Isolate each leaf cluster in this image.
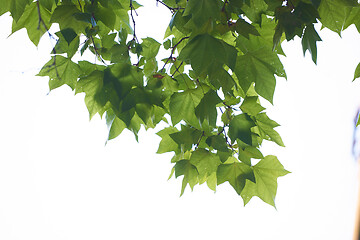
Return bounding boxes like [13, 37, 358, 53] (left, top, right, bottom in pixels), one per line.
[2, 0, 360, 206]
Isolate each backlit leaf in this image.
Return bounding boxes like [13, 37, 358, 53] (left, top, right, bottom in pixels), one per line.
[240, 155, 290, 207]
[37, 56, 81, 91]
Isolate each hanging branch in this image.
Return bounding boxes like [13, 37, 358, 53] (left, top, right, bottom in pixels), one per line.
[161, 36, 189, 71]
[129, 0, 139, 43]
[36, 1, 60, 80]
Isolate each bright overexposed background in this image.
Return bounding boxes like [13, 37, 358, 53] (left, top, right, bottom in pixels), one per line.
[1, 1, 360, 239]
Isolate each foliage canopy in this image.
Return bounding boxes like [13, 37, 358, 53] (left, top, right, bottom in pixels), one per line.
[2, 0, 360, 207]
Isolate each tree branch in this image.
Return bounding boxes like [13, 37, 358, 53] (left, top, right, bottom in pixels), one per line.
[155, 0, 184, 13]
[161, 36, 189, 71]
[36, 1, 60, 80]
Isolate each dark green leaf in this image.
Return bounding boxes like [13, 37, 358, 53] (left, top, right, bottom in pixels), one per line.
[301, 24, 322, 64]
[183, 0, 221, 27]
[228, 114, 256, 145]
[179, 34, 237, 74]
[195, 90, 222, 127]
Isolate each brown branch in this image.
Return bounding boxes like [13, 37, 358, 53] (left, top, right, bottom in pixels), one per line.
[129, 0, 139, 43]
[36, 1, 60, 80]
[161, 36, 189, 71]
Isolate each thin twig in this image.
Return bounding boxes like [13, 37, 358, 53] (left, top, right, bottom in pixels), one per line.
[155, 0, 184, 13]
[161, 36, 189, 71]
[36, 1, 60, 80]
[129, 0, 139, 43]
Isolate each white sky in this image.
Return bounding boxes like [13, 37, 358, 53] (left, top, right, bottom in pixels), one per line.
[1, 1, 360, 239]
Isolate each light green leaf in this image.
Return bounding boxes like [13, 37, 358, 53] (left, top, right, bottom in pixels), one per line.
[318, 0, 355, 34]
[255, 113, 284, 146]
[141, 37, 161, 59]
[344, 6, 360, 32]
[354, 62, 360, 81]
[156, 127, 180, 154]
[76, 70, 105, 119]
[240, 155, 290, 207]
[169, 88, 203, 126]
[11, 2, 51, 46]
[217, 162, 255, 195]
[228, 114, 256, 145]
[174, 160, 199, 196]
[189, 149, 221, 190]
[37, 56, 81, 91]
[240, 96, 265, 116]
[105, 109, 126, 141]
[234, 47, 285, 103]
[51, 5, 90, 34]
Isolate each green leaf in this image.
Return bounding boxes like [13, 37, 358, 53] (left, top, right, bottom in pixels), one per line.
[37, 56, 81, 91]
[54, 29, 79, 58]
[141, 37, 161, 59]
[11, 2, 51, 46]
[255, 113, 285, 146]
[93, 3, 116, 30]
[174, 160, 199, 196]
[105, 109, 126, 141]
[234, 47, 285, 103]
[76, 70, 105, 119]
[156, 127, 180, 154]
[240, 155, 290, 207]
[169, 125, 202, 151]
[39, 0, 56, 11]
[206, 134, 229, 152]
[9, 0, 32, 22]
[344, 6, 360, 32]
[183, 0, 221, 27]
[195, 90, 222, 127]
[179, 34, 237, 74]
[51, 5, 90, 34]
[354, 62, 360, 81]
[235, 18, 260, 39]
[189, 149, 221, 190]
[301, 24, 322, 64]
[240, 96, 265, 116]
[240, 0, 268, 24]
[318, 0, 355, 34]
[217, 162, 255, 195]
[169, 88, 203, 126]
[228, 114, 256, 145]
